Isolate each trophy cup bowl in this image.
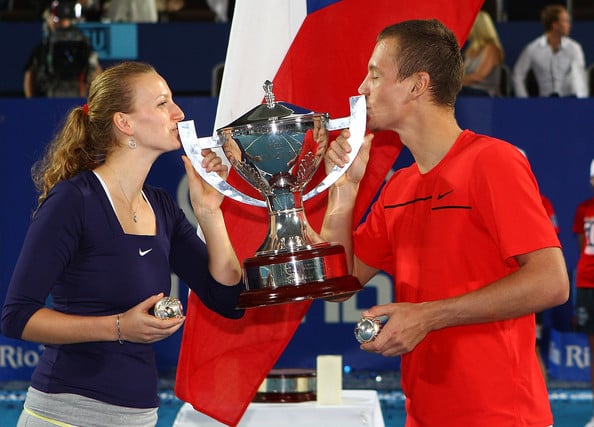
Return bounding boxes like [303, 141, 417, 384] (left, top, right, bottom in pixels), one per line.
[179, 81, 367, 308]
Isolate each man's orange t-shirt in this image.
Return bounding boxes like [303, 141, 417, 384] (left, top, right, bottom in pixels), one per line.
[354, 130, 560, 426]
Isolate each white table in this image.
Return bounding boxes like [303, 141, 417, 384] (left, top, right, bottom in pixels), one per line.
[173, 389, 385, 427]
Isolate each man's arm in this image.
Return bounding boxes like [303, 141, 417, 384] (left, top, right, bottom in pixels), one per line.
[362, 246, 569, 356]
[512, 47, 532, 98]
[424, 247, 569, 328]
[319, 130, 377, 284]
[572, 43, 588, 98]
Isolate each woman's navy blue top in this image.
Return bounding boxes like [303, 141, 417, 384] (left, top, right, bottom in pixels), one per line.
[1, 170, 244, 408]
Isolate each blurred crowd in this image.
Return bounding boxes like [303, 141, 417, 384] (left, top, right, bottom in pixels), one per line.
[462, 4, 590, 98]
[0, 0, 235, 23]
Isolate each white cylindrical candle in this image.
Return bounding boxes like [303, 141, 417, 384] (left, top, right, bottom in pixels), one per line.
[316, 354, 342, 405]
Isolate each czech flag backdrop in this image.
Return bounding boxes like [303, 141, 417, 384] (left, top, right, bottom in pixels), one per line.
[175, 0, 483, 425]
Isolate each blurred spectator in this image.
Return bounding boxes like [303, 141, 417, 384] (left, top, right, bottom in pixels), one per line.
[512, 4, 587, 98]
[573, 158, 594, 427]
[23, 1, 102, 98]
[460, 10, 505, 97]
[161, 0, 185, 13]
[78, 0, 103, 21]
[206, 0, 229, 22]
[107, 0, 158, 22]
[0, 0, 46, 20]
[158, 0, 221, 22]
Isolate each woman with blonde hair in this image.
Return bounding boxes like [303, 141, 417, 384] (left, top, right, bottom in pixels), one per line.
[460, 10, 505, 96]
[2, 61, 244, 426]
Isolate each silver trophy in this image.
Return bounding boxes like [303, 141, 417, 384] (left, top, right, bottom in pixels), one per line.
[179, 81, 367, 308]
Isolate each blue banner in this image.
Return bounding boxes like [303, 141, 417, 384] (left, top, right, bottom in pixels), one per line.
[2, 97, 594, 381]
[78, 23, 138, 60]
[548, 329, 590, 382]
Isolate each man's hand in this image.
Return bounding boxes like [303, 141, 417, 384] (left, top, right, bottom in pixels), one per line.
[325, 129, 374, 187]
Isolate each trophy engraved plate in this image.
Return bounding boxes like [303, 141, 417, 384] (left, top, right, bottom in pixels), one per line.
[180, 81, 366, 308]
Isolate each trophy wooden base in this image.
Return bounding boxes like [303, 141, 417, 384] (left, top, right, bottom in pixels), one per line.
[237, 275, 361, 308]
[253, 368, 316, 403]
[253, 390, 317, 404]
[237, 244, 362, 309]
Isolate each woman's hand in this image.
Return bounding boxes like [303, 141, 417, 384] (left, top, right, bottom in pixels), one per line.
[182, 151, 242, 285]
[117, 293, 185, 344]
[182, 150, 227, 214]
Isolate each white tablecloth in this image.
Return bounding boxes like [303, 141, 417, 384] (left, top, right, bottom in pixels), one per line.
[173, 389, 385, 427]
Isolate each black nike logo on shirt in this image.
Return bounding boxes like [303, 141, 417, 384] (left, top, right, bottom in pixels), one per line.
[437, 190, 453, 200]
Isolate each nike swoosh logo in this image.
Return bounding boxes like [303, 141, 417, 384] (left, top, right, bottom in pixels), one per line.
[139, 248, 153, 257]
[437, 190, 453, 200]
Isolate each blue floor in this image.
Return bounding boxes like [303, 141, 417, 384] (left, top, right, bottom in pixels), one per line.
[1, 383, 593, 426]
[378, 390, 594, 427]
[1, 388, 592, 426]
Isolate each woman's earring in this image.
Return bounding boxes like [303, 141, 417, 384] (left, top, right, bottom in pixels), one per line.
[128, 138, 137, 149]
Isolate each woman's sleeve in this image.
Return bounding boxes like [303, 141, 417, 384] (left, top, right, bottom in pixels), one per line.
[160, 189, 244, 319]
[1, 182, 84, 338]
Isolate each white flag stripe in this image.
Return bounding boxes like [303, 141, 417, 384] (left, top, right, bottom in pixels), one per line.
[213, 0, 307, 131]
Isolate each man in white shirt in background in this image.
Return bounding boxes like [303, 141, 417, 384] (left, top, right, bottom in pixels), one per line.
[512, 4, 587, 98]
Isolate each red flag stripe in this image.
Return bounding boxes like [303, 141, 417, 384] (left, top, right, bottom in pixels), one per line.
[175, 1, 483, 425]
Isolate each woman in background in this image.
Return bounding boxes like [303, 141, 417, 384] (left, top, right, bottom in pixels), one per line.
[460, 10, 505, 96]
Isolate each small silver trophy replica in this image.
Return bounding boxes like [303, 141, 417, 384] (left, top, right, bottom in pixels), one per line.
[179, 81, 367, 308]
[154, 296, 184, 319]
[354, 317, 382, 344]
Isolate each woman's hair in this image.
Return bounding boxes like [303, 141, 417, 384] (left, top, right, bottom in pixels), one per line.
[378, 19, 463, 108]
[466, 11, 504, 63]
[31, 61, 156, 209]
[541, 4, 566, 32]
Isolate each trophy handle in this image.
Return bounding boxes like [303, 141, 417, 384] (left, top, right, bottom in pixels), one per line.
[178, 94, 367, 208]
[178, 120, 267, 207]
[302, 95, 366, 202]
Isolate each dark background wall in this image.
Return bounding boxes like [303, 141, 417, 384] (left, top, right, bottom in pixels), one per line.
[0, 22, 231, 96]
[1, 20, 593, 97]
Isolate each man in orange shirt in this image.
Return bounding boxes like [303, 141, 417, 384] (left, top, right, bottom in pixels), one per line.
[321, 19, 569, 426]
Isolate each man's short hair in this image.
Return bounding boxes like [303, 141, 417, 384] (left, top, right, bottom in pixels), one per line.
[541, 5, 566, 32]
[378, 19, 463, 108]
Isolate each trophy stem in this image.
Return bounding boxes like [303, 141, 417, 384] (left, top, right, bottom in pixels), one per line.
[257, 191, 312, 255]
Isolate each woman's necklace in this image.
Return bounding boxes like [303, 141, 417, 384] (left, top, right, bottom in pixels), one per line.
[106, 164, 142, 223]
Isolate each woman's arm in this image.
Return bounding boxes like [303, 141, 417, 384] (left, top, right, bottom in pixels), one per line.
[20, 294, 184, 345]
[182, 153, 241, 286]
